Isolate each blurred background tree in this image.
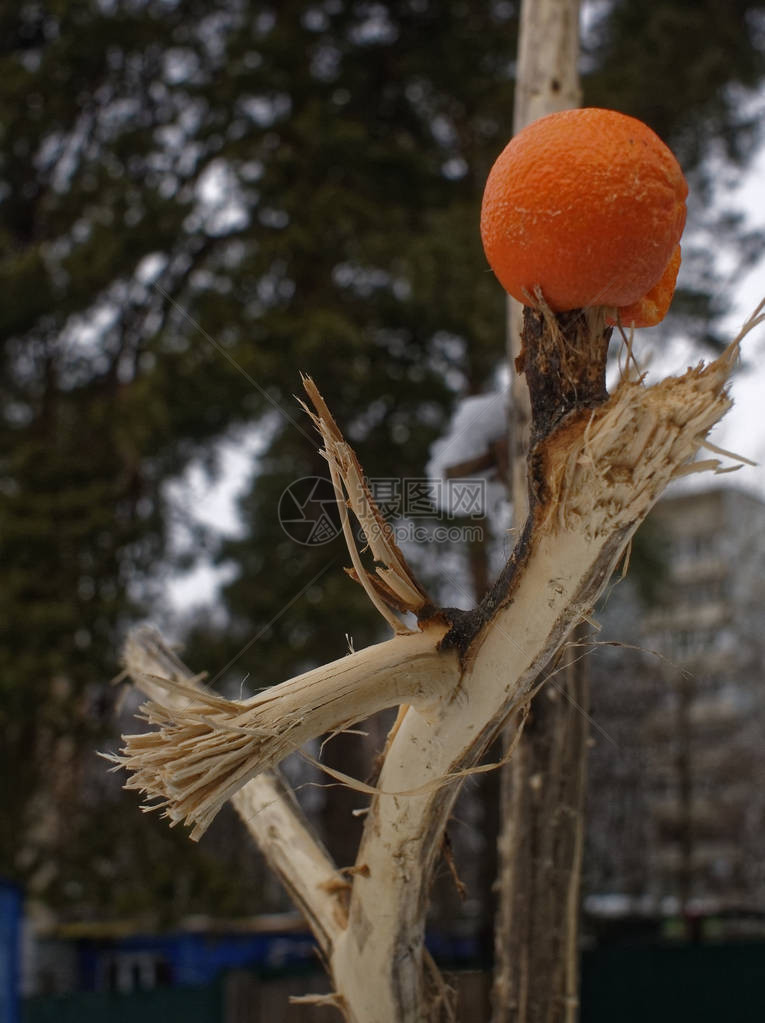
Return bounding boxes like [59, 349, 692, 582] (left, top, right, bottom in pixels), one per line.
[2, 0, 764, 926]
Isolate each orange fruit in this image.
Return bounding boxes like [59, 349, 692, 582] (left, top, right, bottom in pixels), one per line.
[480, 108, 688, 324]
[610, 243, 682, 329]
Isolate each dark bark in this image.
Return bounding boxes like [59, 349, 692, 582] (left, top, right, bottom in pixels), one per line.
[493, 628, 590, 1023]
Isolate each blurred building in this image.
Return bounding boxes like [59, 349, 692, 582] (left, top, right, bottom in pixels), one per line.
[586, 486, 765, 932]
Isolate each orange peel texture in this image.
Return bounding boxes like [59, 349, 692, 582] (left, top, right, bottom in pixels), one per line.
[480, 108, 688, 325]
[609, 244, 682, 329]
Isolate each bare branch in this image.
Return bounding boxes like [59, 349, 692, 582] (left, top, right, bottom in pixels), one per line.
[301, 375, 434, 628]
[119, 627, 350, 956]
[114, 623, 458, 838]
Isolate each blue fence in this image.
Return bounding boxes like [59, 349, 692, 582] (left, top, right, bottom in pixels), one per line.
[18, 912, 765, 1022]
[38, 925, 477, 994]
[0, 881, 21, 1023]
[74, 927, 320, 991]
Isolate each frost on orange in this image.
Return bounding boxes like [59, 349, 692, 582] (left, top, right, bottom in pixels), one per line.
[480, 107, 688, 326]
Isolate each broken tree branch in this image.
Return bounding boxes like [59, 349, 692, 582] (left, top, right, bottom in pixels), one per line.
[301, 374, 435, 629]
[111, 298, 762, 1022]
[327, 319, 750, 1022]
[115, 622, 459, 839]
[120, 627, 349, 957]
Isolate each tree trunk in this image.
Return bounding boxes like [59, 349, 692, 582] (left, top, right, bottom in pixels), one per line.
[493, 627, 589, 1023]
[494, 3, 586, 1021]
[115, 307, 751, 1022]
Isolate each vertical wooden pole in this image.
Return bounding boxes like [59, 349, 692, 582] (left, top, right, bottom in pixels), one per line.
[506, 0, 582, 526]
[493, 3, 586, 1021]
